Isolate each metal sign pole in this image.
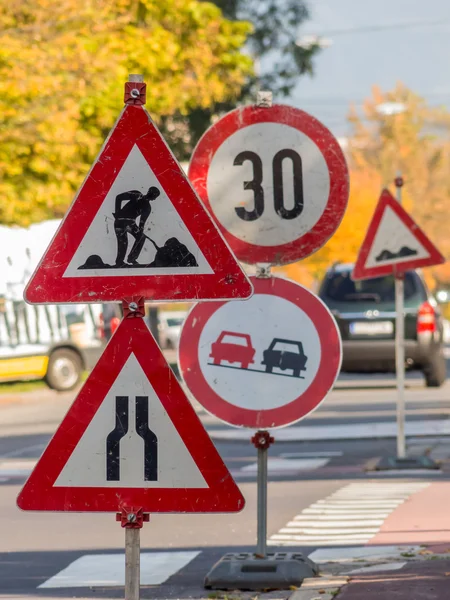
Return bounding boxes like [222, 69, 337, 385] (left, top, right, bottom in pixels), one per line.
[256, 444, 268, 556]
[394, 174, 406, 459]
[116, 507, 150, 600]
[125, 526, 140, 600]
[253, 259, 273, 558]
[252, 430, 273, 556]
[252, 91, 273, 558]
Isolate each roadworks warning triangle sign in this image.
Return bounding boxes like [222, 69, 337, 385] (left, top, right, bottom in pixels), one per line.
[352, 189, 445, 281]
[25, 104, 252, 303]
[17, 317, 245, 513]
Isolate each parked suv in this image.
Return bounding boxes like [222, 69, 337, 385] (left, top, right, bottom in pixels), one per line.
[318, 263, 446, 387]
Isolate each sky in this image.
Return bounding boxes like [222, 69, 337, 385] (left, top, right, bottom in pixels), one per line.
[288, 0, 450, 136]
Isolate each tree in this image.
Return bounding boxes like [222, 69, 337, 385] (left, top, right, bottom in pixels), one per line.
[163, 0, 321, 158]
[0, 0, 253, 225]
[294, 84, 450, 286]
[209, 0, 318, 93]
[346, 84, 450, 286]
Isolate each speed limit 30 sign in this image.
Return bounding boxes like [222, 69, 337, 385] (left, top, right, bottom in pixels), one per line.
[189, 105, 349, 265]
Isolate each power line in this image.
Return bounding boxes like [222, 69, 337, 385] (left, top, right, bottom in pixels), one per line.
[315, 17, 450, 37]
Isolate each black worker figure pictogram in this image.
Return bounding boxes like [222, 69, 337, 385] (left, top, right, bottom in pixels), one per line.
[78, 184, 199, 270]
[106, 395, 158, 482]
[113, 186, 160, 267]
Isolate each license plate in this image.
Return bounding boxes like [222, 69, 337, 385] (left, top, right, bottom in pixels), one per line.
[349, 321, 394, 336]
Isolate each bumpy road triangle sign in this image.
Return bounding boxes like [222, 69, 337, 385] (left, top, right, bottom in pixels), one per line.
[17, 316, 245, 513]
[352, 189, 445, 281]
[25, 103, 252, 303]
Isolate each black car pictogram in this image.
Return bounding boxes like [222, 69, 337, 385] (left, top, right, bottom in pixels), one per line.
[261, 338, 307, 378]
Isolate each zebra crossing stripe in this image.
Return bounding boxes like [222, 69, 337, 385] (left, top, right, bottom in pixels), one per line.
[285, 519, 385, 527]
[268, 482, 428, 547]
[38, 551, 200, 588]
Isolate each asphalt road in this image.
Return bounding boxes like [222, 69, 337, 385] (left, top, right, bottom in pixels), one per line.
[1, 368, 450, 598]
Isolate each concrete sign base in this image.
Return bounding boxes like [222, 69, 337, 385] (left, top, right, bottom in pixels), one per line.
[204, 552, 319, 590]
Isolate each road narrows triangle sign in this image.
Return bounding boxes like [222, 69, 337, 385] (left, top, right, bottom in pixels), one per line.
[352, 189, 445, 281]
[24, 105, 253, 303]
[17, 317, 245, 513]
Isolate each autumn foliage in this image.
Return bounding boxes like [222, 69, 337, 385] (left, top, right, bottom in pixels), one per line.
[282, 83, 450, 288]
[0, 0, 252, 226]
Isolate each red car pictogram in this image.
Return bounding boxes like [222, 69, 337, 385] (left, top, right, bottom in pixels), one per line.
[210, 331, 256, 370]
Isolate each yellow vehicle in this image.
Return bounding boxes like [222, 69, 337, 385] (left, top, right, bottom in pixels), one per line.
[0, 299, 104, 391]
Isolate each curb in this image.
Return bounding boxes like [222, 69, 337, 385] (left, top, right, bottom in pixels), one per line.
[290, 576, 349, 600]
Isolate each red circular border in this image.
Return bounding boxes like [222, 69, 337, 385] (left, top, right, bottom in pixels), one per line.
[188, 105, 349, 265]
[178, 276, 342, 429]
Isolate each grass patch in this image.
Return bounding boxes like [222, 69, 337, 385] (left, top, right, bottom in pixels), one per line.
[0, 379, 47, 394]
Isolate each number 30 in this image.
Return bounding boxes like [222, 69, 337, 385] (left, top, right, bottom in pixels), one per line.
[234, 149, 304, 221]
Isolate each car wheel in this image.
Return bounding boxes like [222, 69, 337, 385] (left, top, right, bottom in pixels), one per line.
[265, 365, 273, 373]
[292, 369, 301, 378]
[46, 348, 83, 392]
[423, 350, 447, 388]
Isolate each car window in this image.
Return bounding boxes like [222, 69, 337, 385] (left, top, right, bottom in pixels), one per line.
[167, 318, 184, 327]
[221, 334, 248, 346]
[320, 270, 423, 303]
[273, 341, 300, 353]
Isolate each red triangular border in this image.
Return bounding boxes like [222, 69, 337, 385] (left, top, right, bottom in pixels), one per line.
[352, 189, 445, 281]
[25, 105, 252, 303]
[17, 317, 245, 513]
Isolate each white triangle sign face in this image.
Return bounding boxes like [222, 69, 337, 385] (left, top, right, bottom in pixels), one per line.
[17, 317, 245, 513]
[24, 105, 253, 303]
[364, 205, 431, 268]
[64, 146, 212, 278]
[353, 189, 445, 280]
[55, 353, 207, 489]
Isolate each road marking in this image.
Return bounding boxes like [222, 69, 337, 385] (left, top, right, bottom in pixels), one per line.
[286, 519, 385, 527]
[280, 451, 343, 458]
[309, 545, 422, 563]
[2, 443, 46, 458]
[315, 499, 404, 504]
[38, 551, 200, 588]
[0, 459, 36, 479]
[271, 533, 378, 544]
[347, 562, 407, 574]
[302, 502, 401, 517]
[279, 527, 381, 535]
[210, 420, 450, 442]
[370, 469, 443, 476]
[239, 457, 329, 474]
[268, 482, 428, 547]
